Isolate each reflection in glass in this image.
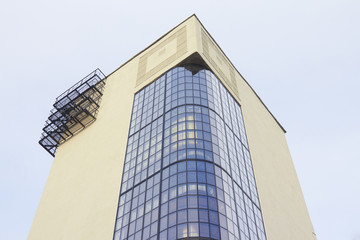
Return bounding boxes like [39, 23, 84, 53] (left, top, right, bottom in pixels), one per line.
[113, 66, 266, 240]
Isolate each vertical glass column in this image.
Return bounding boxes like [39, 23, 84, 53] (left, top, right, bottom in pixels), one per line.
[113, 66, 266, 240]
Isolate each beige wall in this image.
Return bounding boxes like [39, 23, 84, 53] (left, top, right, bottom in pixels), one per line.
[236, 74, 316, 240]
[28, 16, 198, 240]
[195, 18, 316, 239]
[28, 55, 137, 240]
[29, 15, 315, 240]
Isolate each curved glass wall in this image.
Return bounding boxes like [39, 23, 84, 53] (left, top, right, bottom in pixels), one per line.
[113, 66, 266, 240]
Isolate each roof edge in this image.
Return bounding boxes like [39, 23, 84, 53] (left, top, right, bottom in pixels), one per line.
[192, 15, 286, 133]
[107, 14, 197, 79]
[107, 14, 286, 133]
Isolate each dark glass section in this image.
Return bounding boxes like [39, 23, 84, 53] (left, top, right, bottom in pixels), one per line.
[114, 66, 266, 240]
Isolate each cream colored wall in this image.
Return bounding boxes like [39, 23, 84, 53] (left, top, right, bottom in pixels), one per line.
[134, 17, 198, 92]
[28, 16, 199, 240]
[29, 15, 315, 240]
[28, 58, 138, 240]
[196, 19, 316, 239]
[236, 77, 316, 240]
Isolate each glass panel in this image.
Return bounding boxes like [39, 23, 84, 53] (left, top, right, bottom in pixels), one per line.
[114, 66, 266, 240]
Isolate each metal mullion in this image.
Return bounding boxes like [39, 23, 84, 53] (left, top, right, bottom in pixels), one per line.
[155, 72, 168, 240]
[113, 87, 144, 240]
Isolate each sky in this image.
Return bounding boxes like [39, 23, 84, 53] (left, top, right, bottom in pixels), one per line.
[0, 0, 359, 239]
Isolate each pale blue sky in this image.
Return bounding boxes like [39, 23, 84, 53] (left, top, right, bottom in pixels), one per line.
[1, 0, 359, 239]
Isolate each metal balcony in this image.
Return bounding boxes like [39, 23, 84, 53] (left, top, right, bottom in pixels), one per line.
[39, 69, 106, 157]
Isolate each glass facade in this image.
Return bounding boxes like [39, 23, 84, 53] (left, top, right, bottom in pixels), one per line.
[113, 66, 266, 240]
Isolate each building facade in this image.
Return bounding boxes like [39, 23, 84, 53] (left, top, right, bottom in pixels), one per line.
[29, 15, 316, 240]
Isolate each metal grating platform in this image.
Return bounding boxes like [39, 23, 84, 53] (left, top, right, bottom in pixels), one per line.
[39, 69, 106, 157]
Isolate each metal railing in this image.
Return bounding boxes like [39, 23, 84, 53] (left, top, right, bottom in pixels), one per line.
[39, 69, 106, 157]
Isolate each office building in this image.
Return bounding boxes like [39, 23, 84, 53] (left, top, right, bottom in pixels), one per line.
[29, 15, 316, 240]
